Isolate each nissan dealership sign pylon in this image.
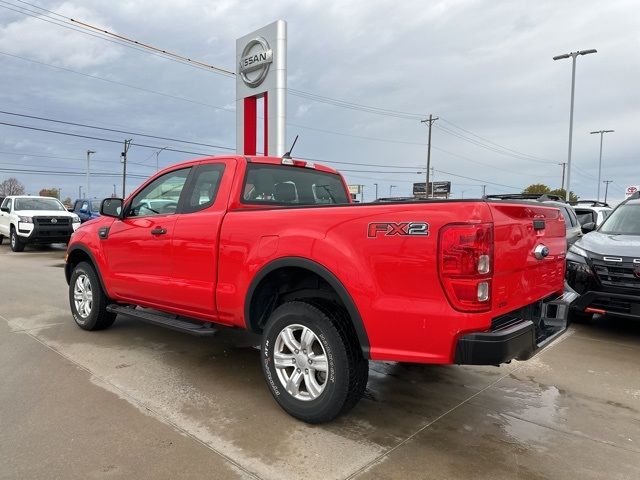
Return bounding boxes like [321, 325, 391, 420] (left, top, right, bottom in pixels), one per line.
[236, 20, 287, 157]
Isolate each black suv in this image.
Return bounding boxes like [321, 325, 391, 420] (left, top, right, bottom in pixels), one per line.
[566, 193, 640, 321]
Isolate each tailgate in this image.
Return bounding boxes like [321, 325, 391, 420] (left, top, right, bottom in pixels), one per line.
[488, 202, 566, 315]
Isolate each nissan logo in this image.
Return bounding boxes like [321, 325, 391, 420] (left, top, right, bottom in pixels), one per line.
[239, 37, 273, 88]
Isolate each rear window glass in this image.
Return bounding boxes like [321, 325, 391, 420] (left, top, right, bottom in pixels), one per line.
[242, 164, 349, 205]
[575, 209, 596, 225]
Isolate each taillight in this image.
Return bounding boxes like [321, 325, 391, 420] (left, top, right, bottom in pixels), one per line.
[438, 222, 494, 312]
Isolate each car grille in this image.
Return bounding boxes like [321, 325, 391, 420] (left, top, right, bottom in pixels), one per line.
[34, 216, 71, 226]
[591, 258, 640, 291]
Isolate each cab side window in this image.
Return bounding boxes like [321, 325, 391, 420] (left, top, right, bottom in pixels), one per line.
[127, 168, 190, 217]
[73, 201, 82, 213]
[3, 198, 12, 211]
[183, 164, 225, 214]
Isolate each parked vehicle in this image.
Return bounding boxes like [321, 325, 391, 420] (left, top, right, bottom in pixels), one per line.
[71, 199, 102, 223]
[484, 194, 582, 246]
[566, 192, 640, 322]
[570, 200, 612, 227]
[0, 196, 81, 251]
[65, 155, 573, 423]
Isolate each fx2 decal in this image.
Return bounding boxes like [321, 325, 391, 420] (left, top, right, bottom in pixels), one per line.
[367, 222, 430, 238]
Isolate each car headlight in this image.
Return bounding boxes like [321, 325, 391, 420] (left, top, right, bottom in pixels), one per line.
[72, 215, 81, 223]
[569, 244, 588, 257]
[18, 216, 33, 223]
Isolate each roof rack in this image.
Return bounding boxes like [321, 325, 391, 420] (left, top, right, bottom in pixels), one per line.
[569, 199, 610, 207]
[483, 193, 565, 203]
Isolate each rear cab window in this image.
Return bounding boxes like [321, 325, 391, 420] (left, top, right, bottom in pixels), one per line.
[242, 164, 349, 206]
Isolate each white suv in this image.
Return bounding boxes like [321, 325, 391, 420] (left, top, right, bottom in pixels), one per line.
[570, 200, 612, 227]
[0, 196, 81, 252]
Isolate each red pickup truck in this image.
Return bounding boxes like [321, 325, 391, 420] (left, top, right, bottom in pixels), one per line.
[65, 155, 573, 422]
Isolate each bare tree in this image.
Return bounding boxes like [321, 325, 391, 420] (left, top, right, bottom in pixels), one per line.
[0, 177, 26, 196]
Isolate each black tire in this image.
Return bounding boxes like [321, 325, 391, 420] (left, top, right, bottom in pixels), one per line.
[569, 308, 593, 324]
[261, 300, 368, 423]
[69, 261, 116, 331]
[10, 227, 25, 252]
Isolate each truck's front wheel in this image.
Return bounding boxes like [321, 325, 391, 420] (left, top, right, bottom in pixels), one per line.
[10, 227, 25, 252]
[69, 261, 116, 331]
[261, 301, 368, 423]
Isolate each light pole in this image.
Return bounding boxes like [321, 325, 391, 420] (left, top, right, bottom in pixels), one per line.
[155, 146, 169, 172]
[590, 130, 614, 201]
[602, 180, 613, 203]
[86, 150, 96, 198]
[553, 48, 597, 201]
[373, 183, 378, 200]
[389, 185, 397, 196]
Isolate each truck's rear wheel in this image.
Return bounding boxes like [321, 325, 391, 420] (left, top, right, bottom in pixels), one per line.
[10, 227, 25, 252]
[261, 301, 368, 423]
[69, 261, 116, 331]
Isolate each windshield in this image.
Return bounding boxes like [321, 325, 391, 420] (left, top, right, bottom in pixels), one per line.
[599, 204, 640, 235]
[243, 164, 349, 205]
[15, 198, 65, 211]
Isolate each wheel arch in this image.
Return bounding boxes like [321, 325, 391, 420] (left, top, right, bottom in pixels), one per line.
[244, 257, 370, 358]
[65, 244, 109, 295]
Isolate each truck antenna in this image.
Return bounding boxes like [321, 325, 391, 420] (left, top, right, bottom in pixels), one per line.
[282, 135, 299, 159]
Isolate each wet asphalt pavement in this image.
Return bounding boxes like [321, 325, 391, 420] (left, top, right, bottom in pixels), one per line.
[1, 243, 639, 479]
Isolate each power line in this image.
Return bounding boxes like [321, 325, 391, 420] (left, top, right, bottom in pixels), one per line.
[0, 1, 233, 75]
[0, 110, 235, 152]
[2, 50, 559, 174]
[0, 121, 215, 156]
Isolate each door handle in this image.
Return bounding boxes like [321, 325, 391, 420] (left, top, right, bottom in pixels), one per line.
[151, 227, 167, 235]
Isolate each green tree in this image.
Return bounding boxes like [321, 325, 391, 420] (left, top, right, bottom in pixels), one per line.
[523, 184, 551, 195]
[549, 188, 578, 202]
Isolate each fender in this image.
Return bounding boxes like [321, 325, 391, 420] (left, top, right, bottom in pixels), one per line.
[244, 256, 371, 358]
[65, 244, 110, 297]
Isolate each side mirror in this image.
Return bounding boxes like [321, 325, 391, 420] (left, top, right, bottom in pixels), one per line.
[581, 222, 596, 234]
[0, 206, 9, 213]
[101, 198, 123, 218]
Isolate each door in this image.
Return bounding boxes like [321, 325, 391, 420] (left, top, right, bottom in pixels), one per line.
[103, 168, 191, 305]
[169, 162, 227, 317]
[0, 198, 12, 236]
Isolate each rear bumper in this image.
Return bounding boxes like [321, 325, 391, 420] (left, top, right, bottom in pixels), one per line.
[572, 291, 640, 320]
[454, 291, 577, 365]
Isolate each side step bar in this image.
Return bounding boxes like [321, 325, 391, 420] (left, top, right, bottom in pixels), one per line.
[106, 305, 218, 336]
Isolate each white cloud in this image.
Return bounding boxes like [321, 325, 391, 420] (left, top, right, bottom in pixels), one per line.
[0, 2, 122, 69]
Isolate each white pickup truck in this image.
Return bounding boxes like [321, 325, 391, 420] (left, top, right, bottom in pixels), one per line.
[0, 196, 80, 252]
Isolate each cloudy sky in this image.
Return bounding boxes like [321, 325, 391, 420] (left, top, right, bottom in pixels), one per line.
[0, 0, 638, 203]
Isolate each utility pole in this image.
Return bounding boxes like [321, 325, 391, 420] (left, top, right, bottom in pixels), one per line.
[553, 49, 597, 201]
[590, 130, 614, 201]
[86, 150, 96, 199]
[373, 183, 378, 200]
[481, 185, 487, 197]
[559, 162, 567, 190]
[602, 180, 613, 203]
[421, 114, 438, 198]
[155, 146, 169, 172]
[121, 139, 132, 198]
[112, 184, 116, 197]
